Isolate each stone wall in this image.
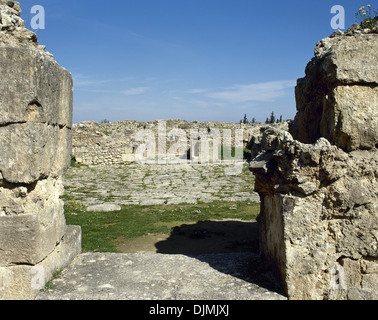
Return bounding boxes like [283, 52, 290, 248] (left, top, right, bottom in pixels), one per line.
[251, 24, 378, 300]
[0, 1, 81, 300]
[72, 120, 289, 165]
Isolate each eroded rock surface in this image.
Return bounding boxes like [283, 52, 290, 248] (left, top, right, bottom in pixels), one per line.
[290, 23, 378, 152]
[251, 128, 378, 300]
[251, 23, 378, 300]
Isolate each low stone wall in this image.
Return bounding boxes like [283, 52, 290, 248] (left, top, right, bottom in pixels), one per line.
[0, 1, 81, 300]
[251, 23, 378, 300]
[72, 120, 288, 165]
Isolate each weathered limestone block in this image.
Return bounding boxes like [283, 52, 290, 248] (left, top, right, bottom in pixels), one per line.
[0, 212, 66, 266]
[122, 153, 135, 162]
[0, 47, 73, 127]
[0, 225, 81, 300]
[321, 86, 378, 152]
[51, 127, 73, 178]
[0, 265, 34, 300]
[0, 178, 67, 265]
[0, 124, 72, 184]
[251, 128, 378, 300]
[290, 25, 378, 151]
[315, 33, 378, 84]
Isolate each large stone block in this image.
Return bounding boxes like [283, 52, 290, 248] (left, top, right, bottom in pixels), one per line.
[0, 265, 34, 300]
[290, 27, 378, 151]
[316, 34, 378, 84]
[0, 211, 66, 266]
[0, 225, 81, 300]
[0, 123, 56, 184]
[0, 177, 68, 266]
[0, 123, 71, 184]
[0, 47, 73, 127]
[321, 86, 378, 151]
[0, 177, 64, 215]
[256, 194, 286, 285]
[50, 126, 73, 178]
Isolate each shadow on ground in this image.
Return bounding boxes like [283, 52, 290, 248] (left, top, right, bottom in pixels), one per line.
[155, 220, 285, 296]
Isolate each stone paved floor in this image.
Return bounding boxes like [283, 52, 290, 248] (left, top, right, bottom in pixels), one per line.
[36, 252, 286, 300]
[37, 161, 287, 300]
[64, 162, 259, 208]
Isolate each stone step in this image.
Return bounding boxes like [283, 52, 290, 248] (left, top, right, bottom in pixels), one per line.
[0, 225, 81, 300]
[36, 252, 286, 300]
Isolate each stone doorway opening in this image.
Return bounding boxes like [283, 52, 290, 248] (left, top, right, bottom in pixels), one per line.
[60, 158, 285, 297]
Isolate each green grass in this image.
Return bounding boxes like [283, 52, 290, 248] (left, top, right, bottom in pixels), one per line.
[43, 268, 64, 291]
[70, 156, 86, 168]
[64, 200, 260, 253]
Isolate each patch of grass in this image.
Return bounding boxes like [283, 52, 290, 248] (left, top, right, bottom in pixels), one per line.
[70, 156, 85, 168]
[239, 162, 255, 185]
[43, 268, 64, 291]
[64, 200, 260, 253]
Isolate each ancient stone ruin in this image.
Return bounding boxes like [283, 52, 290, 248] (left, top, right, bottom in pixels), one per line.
[250, 24, 378, 299]
[72, 120, 288, 166]
[0, 1, 81, 299]
[1, 0, 377, 301]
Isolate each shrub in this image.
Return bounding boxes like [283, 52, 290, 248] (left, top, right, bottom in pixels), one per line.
[355, 5, 378, 29]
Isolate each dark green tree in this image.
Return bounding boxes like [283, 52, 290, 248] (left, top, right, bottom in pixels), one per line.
[269, 111, 275, 124]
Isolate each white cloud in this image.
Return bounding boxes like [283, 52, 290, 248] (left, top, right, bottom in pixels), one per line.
[184, 88, 209, 94]
[72, 74, 98, 86]
[206, 80, 295, 103]
[122, 87, 150, 95]
[186, 99, 227, 108]
[72, 74, 135, 86]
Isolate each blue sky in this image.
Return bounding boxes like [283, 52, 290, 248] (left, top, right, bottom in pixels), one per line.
[19, 0, 371, 124]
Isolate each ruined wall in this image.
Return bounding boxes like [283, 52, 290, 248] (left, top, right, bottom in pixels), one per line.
[0, 1, 81, 300]
[72, 120, 289, 165]
[290, 24, 378, 151]
[251, 24, 378, 300]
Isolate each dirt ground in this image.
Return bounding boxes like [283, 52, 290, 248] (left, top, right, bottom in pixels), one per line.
[117, 219, 259, 255]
